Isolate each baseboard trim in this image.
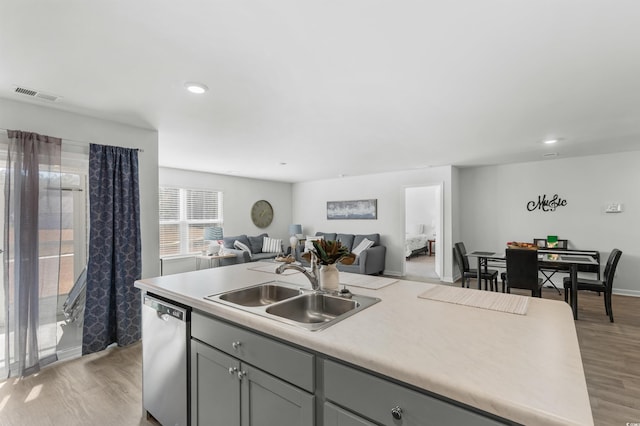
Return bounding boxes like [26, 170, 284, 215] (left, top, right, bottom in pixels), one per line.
[613, 288, 640, 298]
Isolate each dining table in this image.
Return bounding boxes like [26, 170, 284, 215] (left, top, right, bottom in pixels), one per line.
[467, 249, 599, 320]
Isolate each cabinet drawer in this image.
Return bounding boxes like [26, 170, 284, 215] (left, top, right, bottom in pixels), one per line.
[324, 360, 508, 426]
[192, 312, 314, 392]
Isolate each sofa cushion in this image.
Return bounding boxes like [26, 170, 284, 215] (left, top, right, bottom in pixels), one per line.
[315, 232, 337, 241]
[223, 234, 250, 249]
[354, 233, 380, 248]
[248, 233, 268, 254]
[336, 233, 355, 251]
[252, 252, 279, 261]
[262, 237, 282, 253]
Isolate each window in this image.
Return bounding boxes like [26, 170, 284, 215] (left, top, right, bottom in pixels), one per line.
[159, 187, 223, 256]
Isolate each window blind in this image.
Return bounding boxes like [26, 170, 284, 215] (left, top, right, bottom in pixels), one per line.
[159, 187, 223, 256]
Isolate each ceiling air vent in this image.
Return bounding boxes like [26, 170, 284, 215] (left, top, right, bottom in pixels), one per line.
[13, 85, 61, 102]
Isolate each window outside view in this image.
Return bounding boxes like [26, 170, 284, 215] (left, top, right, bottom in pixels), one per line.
[159, 187, 223, 257]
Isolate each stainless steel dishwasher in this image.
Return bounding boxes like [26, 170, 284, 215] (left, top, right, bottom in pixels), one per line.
[142, 293, 190, 426]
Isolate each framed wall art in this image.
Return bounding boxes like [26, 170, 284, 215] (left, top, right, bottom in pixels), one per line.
[327, 199, 377, 220]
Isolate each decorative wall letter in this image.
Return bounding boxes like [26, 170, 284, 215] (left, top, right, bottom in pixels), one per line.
[526, 194, 567, 212]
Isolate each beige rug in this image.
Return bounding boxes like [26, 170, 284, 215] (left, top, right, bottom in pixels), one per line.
[418, 285, 529, 315]
[339, 274, 397, 290]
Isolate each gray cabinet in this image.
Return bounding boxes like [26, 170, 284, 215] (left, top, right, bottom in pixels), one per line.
[191, 340, 241, 426]
[324, 402, 376, 426]
[190, 313, 315, 426]
[323, 360, 508, 426]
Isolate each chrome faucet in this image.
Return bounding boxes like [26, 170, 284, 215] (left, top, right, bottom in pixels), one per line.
[276, 252, 320, 291]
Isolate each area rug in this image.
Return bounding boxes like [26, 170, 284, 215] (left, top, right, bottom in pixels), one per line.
[418, 285, 529, 315]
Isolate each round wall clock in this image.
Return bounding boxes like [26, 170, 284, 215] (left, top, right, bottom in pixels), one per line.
[251, 200, 274, 228]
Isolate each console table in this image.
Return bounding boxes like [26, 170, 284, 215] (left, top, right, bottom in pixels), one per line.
[196, 253, 236, 270]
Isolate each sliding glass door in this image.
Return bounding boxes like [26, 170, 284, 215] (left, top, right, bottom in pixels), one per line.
[0, 135, 88, 377]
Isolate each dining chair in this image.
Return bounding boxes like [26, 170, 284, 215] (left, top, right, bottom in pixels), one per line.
[563, 249, 622, 322]
[503, 248, 543, 297]
[533, 237, 568, 294]
[453, 242, 498, 291]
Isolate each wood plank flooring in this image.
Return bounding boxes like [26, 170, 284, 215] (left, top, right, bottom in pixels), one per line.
[1, 288, 638, 425]
[0, 341, 157, 426]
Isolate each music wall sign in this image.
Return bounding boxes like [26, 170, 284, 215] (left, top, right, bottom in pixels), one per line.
[527, 194, 567, 212]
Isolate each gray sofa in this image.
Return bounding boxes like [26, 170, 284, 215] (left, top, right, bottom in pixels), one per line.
[221, 233, 283, 264]
[295, 232, 386, 275]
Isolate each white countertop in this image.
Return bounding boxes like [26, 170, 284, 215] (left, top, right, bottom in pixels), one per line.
[135, 263, 593, 426]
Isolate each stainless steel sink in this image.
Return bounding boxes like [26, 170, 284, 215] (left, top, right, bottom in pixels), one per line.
[219, 283, 302, 307]
[266, 293, 358, 324]
[206, 281, 380, 331]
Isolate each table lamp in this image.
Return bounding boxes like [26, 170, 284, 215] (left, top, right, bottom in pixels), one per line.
[289, 224, 303, 251]
[204, 227, 224, 254]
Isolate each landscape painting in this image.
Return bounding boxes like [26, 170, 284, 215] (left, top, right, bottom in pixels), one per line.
[327, 199, 377, 220]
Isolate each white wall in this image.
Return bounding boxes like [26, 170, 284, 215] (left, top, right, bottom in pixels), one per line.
[405, 186, 438, 236]
[159, 167, 293, 244]
[292, 166, 455, 280]
[459, 151, 640, 296]
[0, 98, 160, 278]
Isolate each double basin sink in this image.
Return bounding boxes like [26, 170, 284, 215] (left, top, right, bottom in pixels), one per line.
[206, 281, 380, 331]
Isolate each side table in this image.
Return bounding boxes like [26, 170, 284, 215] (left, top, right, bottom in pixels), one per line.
[428, 239, 436, 256]
[196, 253, 237, 270]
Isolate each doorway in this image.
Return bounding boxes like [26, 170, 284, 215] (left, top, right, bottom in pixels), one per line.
[0, 138, 88, 377]
[403, 184, 443, 281]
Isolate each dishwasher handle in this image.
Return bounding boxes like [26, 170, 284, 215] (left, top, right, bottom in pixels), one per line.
[144, 294, 187, 322]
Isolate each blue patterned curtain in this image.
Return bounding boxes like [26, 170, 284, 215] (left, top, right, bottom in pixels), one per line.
[82, 144, 141, 355]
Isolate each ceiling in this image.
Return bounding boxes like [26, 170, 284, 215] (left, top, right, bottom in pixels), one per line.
[2, 1, 640, 183]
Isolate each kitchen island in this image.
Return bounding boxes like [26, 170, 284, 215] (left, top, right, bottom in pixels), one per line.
[135, 262, 593, 426]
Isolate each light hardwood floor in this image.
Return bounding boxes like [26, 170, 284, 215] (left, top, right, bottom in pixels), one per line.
[1, 289, 638, 426]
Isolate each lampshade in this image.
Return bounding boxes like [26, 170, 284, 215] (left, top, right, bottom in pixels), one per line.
[289, 224, 302, 236]
[204, 227, 223, 241]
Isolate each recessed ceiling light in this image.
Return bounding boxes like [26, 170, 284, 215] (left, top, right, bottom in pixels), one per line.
[543, 139, 558, 145]
[184, 82, 208, 94]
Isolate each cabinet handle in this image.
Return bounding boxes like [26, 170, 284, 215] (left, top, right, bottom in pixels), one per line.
[228, 367, 238, 375]
[391, 406, 403, 420]
[237, 370, 246, 381]
[232, 341, 242, 351]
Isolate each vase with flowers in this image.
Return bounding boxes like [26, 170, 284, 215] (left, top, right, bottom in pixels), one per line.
[301, 239, 356, 293]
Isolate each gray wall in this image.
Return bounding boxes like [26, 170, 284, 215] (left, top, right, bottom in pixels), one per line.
[459, 151, 639, 296]
[0, 97, 160, 278]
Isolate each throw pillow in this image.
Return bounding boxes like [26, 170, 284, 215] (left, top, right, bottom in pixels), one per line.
[304, 235, 324, 252]
[234, 240, 252, 258]
[352, 238, 374, 257]
[262, 237, 282, 253]
[248, 233, 268, 254]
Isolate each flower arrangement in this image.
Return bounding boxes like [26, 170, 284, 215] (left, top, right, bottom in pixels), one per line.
[302, 239, 356, 265]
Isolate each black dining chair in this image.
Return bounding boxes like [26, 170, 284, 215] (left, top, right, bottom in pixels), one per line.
[563, 249, 622, 322]
[453, 242, 498, 291]
[503, 248, 543, 297]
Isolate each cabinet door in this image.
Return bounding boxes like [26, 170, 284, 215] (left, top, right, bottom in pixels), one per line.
[324, 402, 376, 426]
[241, 363, 315, 426]
[191, 340, 241, 426]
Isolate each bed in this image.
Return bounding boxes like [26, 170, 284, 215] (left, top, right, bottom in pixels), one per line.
[405, 234, 431, 259]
